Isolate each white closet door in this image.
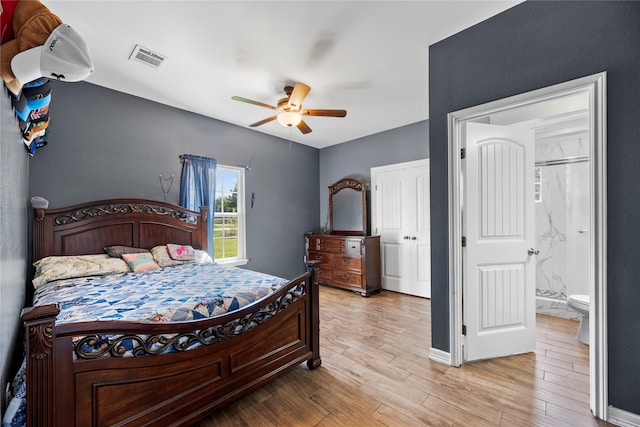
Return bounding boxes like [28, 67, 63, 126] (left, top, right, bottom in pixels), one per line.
[371, 159, 430, 298]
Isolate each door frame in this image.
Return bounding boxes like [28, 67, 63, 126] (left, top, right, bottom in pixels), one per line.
[447, 73, 607, 418]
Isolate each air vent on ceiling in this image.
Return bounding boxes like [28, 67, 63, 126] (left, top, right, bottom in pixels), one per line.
[128, 44, 168, 69]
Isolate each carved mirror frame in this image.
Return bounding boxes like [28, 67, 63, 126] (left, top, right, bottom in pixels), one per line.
[328, 177, 367, 236]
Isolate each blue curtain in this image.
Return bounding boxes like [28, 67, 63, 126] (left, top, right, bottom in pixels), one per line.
[179, 154, 216, 255]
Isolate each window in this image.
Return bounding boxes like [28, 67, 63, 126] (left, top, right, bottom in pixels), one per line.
[534, 166, 542, 202]
[214, 165, 246, 264]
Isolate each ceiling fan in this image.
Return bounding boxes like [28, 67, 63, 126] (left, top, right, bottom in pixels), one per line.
[231, 82, 347, 134]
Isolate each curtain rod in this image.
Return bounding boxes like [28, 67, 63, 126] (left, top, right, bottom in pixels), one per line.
[535, 155, 589, 167]
[178, 155, 251, 170]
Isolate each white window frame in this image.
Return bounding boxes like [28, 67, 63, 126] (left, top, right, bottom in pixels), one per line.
[214, 165, 247, 266]
[534, 166, 542, 202]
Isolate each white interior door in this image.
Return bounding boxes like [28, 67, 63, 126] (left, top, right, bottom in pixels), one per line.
[409, 165, 430, 298]
[373, 167, 405, 294]
[372, 159, 430, 298]
[463, 122, 536, 361]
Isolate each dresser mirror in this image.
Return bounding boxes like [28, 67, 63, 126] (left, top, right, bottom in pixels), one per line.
[328, 178, 367, 236]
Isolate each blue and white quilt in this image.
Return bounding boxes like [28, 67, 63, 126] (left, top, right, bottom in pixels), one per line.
[33, 262, 290, 324]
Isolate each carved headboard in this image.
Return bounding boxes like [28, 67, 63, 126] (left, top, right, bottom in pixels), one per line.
[33, 199, 208, 261]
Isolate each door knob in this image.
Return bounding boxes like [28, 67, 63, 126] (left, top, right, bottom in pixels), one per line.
[403, 236, 410, 240]
[527, 248, 540, 256]
[411, 236, 417, 240]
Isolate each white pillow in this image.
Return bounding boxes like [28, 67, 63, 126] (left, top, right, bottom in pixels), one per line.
[194, 249, 213, 263]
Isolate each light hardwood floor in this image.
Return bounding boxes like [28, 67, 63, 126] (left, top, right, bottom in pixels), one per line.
[195, 286, 612, 426]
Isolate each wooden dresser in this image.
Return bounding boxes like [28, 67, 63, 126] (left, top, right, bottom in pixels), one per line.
[305, 233, 381, 296]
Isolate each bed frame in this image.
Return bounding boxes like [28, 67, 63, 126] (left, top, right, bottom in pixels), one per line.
[22, 198, 321, 426]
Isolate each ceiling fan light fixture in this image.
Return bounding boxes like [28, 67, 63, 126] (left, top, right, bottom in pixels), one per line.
[277, 111, 302, 127]
[232, 83, 346, 135]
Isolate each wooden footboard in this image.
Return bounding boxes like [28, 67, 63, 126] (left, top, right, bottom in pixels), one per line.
[22, 261, 321, 426]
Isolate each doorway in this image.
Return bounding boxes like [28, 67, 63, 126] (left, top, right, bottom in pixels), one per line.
[488, 93, 591, 325]
[447, 73, 607, 418]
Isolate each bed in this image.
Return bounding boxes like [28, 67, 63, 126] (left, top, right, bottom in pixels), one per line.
[18, 198, 321, 426]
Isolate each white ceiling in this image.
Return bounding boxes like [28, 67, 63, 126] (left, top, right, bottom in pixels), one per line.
[42, 1, 521, 149]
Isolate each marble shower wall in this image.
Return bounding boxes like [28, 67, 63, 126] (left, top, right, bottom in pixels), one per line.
[535, 134, 588, 163]
[535, 134, 589, 318]
[536, 163, 568, 300]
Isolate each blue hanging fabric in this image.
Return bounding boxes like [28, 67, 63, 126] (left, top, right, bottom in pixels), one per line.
[179, 154, 217, 256]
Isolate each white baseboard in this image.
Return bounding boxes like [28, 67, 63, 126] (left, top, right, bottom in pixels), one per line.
[428, 347, 452, 365]
[608, 406, 640, 427]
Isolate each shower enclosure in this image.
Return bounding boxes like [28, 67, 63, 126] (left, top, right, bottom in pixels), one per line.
[535, 137, 589, 319]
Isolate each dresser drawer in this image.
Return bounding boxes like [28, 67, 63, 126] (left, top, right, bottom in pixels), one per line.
[332, 255, 362, 270]
[332, 269, 363, 286]
[308, 251, 331, 265]
[318, 237, 345, 252]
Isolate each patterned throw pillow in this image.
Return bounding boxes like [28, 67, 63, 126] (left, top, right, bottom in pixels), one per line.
[104, 246, 150, 258]
[32, 254, 131, 289]
[122, 252, 161, 272]
[166, 244, 197, 261]
[150, 245, 191, 267]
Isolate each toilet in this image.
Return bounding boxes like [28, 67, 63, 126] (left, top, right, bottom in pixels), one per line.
[568, 294, 590, 344]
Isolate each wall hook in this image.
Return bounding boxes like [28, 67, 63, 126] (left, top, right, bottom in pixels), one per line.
[159, 174, 174, 201]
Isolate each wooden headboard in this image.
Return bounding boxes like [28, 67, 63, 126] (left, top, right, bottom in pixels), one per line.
[33, 198, 208, 261]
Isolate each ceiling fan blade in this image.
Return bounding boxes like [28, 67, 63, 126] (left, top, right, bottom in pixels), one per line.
[249, 116, 277, 127]
[232, 96, 278, 111]
[297, 120, 312, 134]
[288, 83, 311, 111]
[303, 109, 347, 118]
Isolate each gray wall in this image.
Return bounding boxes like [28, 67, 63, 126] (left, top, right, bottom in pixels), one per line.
[29, 81, 320, 280]
[318, 120, 428, 230]
[0, 89, 30, 414]
[429, 1, 640, 414]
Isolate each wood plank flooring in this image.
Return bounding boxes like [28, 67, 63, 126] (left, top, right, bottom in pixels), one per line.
[194, 286, 612, 427]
